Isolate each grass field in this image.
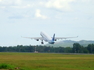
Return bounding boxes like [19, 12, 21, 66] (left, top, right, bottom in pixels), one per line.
[0, 52, 94, 70]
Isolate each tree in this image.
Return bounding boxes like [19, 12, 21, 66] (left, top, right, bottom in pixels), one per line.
[64, 47, 72, 53]
[87, 44, 94, 53]
[83, 47, 89, 53]
[73, 43, 82, 53]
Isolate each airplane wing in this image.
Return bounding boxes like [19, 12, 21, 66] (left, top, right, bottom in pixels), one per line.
[22, 37, 43, 41]
[55, 36, 78, 40]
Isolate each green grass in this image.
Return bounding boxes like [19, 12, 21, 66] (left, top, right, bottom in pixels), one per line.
[0, 52, 94, 70]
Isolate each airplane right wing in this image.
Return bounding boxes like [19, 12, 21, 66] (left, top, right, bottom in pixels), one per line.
[55, 36, 78, 40]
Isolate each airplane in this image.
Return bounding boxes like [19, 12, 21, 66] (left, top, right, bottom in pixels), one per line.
[23, 32, 78, 44]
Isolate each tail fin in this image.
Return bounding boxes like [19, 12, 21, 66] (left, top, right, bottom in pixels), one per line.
[52, 34, 55, 41]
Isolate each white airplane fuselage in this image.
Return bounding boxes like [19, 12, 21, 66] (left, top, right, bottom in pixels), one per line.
[40, 32, 55, 44]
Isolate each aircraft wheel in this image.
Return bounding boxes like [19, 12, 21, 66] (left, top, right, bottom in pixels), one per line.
[41, 42, 44, 44]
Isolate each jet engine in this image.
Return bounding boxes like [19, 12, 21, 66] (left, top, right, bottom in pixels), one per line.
[36, 39, 39, 41]
[55, 39, 57, 41]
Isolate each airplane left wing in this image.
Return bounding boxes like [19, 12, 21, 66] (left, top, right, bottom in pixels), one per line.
[22, 37, 43, 41]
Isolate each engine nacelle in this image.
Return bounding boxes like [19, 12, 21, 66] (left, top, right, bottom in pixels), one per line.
[36, 39, 39, 41]
[55, 39, 57, 41]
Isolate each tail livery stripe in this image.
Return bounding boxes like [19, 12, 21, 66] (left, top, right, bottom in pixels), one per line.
[52, 34, 55, 41]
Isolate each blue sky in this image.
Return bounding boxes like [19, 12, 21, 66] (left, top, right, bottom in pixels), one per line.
[0, 0, 94, 46]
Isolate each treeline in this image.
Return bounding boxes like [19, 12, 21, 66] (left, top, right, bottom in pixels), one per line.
[0, 43, 94, 53]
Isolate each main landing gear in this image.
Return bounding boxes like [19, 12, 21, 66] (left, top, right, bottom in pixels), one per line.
[41, 42, 44, 44]
[41, 40, 44, 44]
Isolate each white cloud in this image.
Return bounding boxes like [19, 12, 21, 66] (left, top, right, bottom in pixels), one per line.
[0, 0, 34, 9]
[82, 0, 91, 2]
[0, 0, 2, 2]
[10, 4, 33, 8]
[45, 0, 75, 11]
[15, 0, 22, 4]
[35, 9, 47, 19]
[0, 0, 22, 9]
[0, 0, 22, 5]
[0, 6, 5, 8]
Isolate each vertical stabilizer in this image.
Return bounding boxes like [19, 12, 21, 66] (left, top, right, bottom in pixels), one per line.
[52, 34, 55, 41]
